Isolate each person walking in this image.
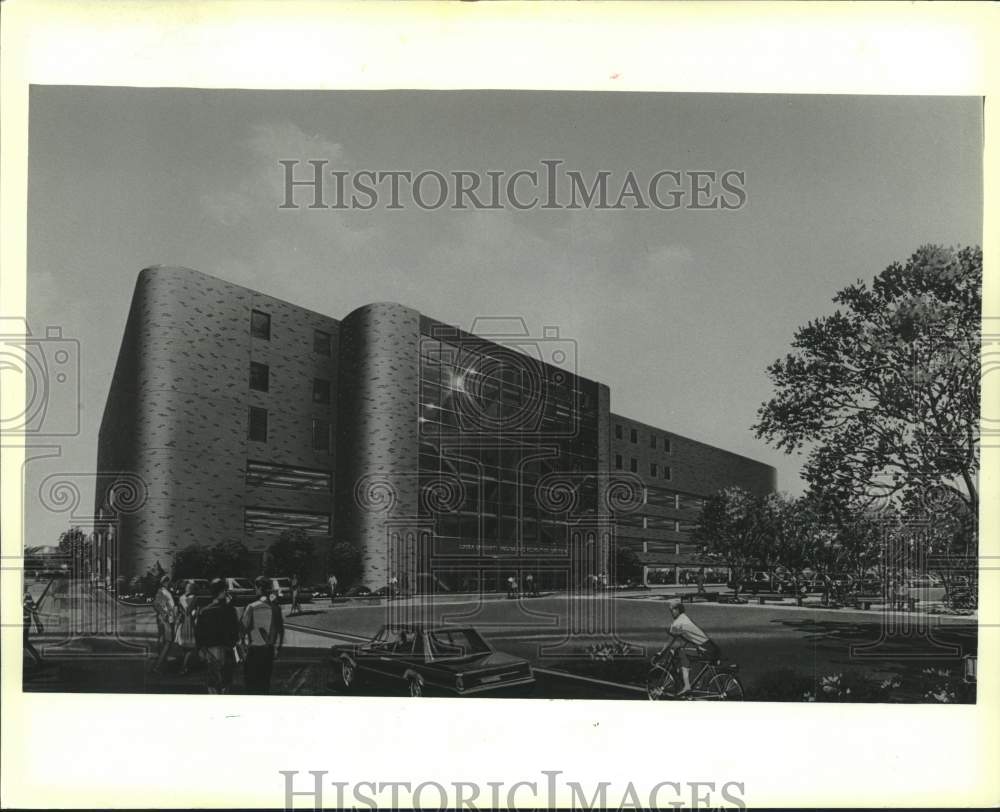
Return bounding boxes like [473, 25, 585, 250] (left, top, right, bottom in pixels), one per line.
[290, 574, 301, 617]
[151, 576, 177, 673]
[23, 591, 43, 667]
[173, 580, 200, 675]
[240, 576, 285, 694]
[524, 572, 536, 598]
[506, 575, 517, 599]
[195, 578, 239, 694]
[327, 573, 338, 606]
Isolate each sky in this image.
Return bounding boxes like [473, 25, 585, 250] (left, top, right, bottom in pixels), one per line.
[25, 87, 983, 546]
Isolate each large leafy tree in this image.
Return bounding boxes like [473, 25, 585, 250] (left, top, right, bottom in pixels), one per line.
[755, 245, 981, 520]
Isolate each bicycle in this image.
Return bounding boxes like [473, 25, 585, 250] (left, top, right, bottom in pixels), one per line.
[645, 647, 744, 700]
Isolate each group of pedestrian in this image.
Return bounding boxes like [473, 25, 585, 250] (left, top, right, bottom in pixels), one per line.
[151, 575, 284, 695]
[505, 573, 539, 599]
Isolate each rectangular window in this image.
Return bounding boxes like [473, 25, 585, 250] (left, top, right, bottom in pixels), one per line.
[249, 361, 269, 392]
[650, 434, 657, 449]
[615, 454, 622, 470]
[248, 407, 268, 442]
[251, 310, 271, 340]
[662, 465, 672, 481]
[664, 436, 672, 453]
[630, 457, 638, 473]
[244, 507, 331, 537]
[246, 461, 332, 492]
[677, 493, 704, 511]
[650, 463, 658, 478]
[630, 428, 638, 443]
[313, 377, 331, 404]
[313, 329, 332, 356]
[312, 418, 331, 452]
[615, 423, 623, 440]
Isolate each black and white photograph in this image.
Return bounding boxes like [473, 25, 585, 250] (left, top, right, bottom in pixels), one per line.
[1, 3, 997, 810]
[17, 85, 983, 705]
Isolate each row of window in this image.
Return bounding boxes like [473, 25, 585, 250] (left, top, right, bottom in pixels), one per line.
[617, 515, 700, 533]
[248, 407, 332, 452]
[251, 309, 334, 356]
[249, 361, 332, 404]
[245, 460, 333, 492]
[244, 507, 331, 536]
[614, 454, 672, 480]
[614, 423, 672, 452]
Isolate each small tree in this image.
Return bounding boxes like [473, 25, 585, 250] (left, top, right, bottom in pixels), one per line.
[265, 529, 316, 578]
[693, 487, 772, 599]
[614, 544, 643, 584]
[327, 540, 363, 589]
[205, 540, 249, 578]
[171, 544, 210, 579]
[58, 527, 91, 571]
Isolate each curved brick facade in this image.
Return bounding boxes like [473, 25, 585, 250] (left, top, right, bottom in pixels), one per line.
[333, 303, 421, 587]
[96, 266, 339, 579]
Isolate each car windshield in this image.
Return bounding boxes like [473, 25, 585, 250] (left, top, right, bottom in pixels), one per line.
[274, 579, 291, 587]
[426, 629, 491, 660]
[229, 578, 253, 589]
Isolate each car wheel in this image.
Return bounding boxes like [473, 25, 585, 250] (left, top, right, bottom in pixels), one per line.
[340, 658, 355, 689]
[407, 675, 424, 698]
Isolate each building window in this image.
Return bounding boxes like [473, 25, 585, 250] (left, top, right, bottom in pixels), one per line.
[244, 507, 331, 537]
[249, 362, 269, 392]
[615, 423, 623, 439]
[650, 434, 657, 449]
[630, 428, 637, 443]
[630, 457, 638, 473]
[312, 419, 331, 452]
[313, 329, 332, 356]
[650, 463, 658, 478]
[664, 436, 672, 453]
[615, 454, 622, 470]
[313, 377, 331, 404]
[246, 461, 332, 492]
[251, 310, 271, 340]
[248, 407, 267, 442]
[663, 465, 672, 481]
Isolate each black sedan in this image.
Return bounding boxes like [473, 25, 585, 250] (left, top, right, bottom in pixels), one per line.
[331, 624, 535, 697]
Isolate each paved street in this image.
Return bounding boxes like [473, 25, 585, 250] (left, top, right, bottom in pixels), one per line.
[22, 579, 977, 700]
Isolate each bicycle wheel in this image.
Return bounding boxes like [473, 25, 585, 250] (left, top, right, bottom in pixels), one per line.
[646, 667, 679, 700]
[706, 673, 744, 700]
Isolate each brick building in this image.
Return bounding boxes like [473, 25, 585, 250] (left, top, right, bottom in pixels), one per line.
[95, 266, 775, 589]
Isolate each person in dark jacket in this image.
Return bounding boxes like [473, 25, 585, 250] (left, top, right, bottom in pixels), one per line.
[240, 576, 285, 694]
[195, 578, 239, 694]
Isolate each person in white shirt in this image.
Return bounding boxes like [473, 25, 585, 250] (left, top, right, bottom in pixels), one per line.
[657, 598, 720, 695]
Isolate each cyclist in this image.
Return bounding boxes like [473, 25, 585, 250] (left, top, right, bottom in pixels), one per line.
[656, 597, 720, 695]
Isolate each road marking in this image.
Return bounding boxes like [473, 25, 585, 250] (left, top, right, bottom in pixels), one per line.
[533, 667, 646, 694]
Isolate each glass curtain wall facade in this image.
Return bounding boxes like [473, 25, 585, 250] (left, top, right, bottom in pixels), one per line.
[416, 319, 602, 592]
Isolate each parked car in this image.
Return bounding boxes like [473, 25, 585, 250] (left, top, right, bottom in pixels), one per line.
[176, 578, 213, 608]
[331, 624, 535, 697]
[224, 577, 256, 606]
[267, 577, 313, 604]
